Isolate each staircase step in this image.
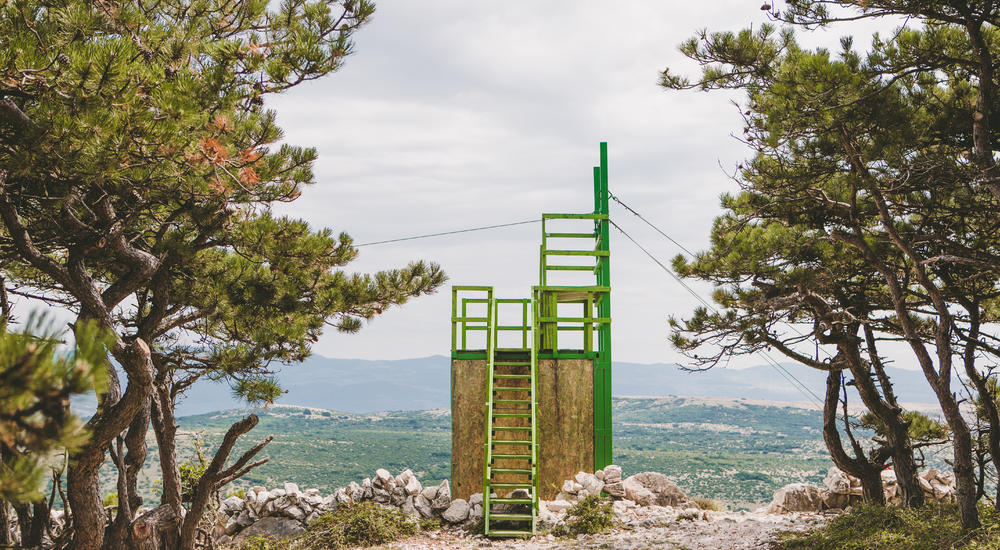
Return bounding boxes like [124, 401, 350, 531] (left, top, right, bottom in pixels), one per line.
[493, 387, 531, 392]
[493, 413, 531, 418]
[495, 399, 532, 404]
[490, 482, 534, 489]
[492, 454, 531, 460]
[494, 374, 531, 379]
[493, 440, 531, 445]
[490, 468, 532, 474]
[493, 426, 531, 431]
[486, 529, 533, 538]
[490, 514, 534, 524]
[490, 497, 532, 504]
[495, 361, 530, 366]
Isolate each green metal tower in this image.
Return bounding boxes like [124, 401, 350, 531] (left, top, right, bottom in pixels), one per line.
[450, 142, 612, 538]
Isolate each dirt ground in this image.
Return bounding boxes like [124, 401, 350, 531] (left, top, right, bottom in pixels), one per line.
[380, 510, 829, 550]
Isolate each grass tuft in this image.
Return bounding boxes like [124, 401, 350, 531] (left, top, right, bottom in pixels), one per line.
[553, 494, 615, 537]
[294, 501, 418, 549]
[774, 503, 1000, 550]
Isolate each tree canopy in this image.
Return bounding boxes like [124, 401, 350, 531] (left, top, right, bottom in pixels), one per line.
[0, 1, 445, 548]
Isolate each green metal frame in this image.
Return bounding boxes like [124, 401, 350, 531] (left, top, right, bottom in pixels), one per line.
[450, 143, 612, 538]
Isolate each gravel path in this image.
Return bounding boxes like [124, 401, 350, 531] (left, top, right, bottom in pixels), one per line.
[382, 511, 829, 550]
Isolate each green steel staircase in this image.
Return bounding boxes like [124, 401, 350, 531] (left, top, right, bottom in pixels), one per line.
[450, 142, 612, 539]
[483, 297, 539, 537]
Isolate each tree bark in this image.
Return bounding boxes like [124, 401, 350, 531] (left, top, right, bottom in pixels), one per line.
[106, 398, 152, 549]
[831, 324, 924, 507]
[180, 415, 272, 550]
[68, 338, 154, 550]
[131, 504, 182, 550]
[821, 370, 885, 504]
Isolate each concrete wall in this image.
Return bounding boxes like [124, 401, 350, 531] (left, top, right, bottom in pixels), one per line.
[451, 357, 594, 500]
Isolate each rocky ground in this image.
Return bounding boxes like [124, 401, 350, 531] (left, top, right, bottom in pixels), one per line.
[382, 509, 829, 550]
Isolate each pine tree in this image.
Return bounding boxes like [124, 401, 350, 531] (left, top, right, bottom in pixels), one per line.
[0, 2, 445, 548]
[663, 0, 1000, 529]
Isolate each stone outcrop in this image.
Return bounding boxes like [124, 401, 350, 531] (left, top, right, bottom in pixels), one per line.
[766, 467, 958, 514]
[213, 464, 698, 544]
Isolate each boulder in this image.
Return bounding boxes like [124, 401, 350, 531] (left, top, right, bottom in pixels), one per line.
[468, 504, 483, 522]
[374, 469, 393, 487]
[822, 490, 850, 510]
[441, 499, 470, 523]
[469, 493, 483, 507]
[285, 505, 306, 522]
[766, 483, 825, 513]
[222, 496, 245, 514]
[401, 496, 417, 516]
[284, 482, 300, 501]
[346, 482, 363, 501]
[595, 470, 605, 481]
[603, 464, 623, 484]
[622, 472, 693, 508]
[234, 517, 305, 542]
[823, 467, 852, 494]
[414, 494, 434, 518]
[420, 485, 438, 500]
[562, 480, 582, 494]
[603, 481, 625, 498]
[404, 476, 422, 496]
[544, 499, 573, 513]
[575, 471, 603, 495]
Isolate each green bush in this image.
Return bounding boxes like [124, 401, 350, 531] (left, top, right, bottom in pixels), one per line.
[295, 501, 418, 549]
[419, 517, 442, 531]
[238, 535, 287, 550]
[553, 494, 615, 537]
[774, 503, 1000, 550]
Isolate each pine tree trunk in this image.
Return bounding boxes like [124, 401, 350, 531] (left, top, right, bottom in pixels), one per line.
[821, 370, 884, 504]
[0, 501, 11, 546]
[842, 343, 924, 507]
[67, 454, 106, 550]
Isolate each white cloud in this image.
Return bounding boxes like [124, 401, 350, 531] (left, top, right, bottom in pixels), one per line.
[266, 1, 903, 364]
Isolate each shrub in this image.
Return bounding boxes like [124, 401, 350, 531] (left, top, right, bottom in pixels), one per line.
[227, 488, 247, 499]
[295, 501, 418, 549]
[238, 536, 287, 550]
[774, 503, 1000, 550]
[553, 494, 615, 537]
[419, 517, 442, 531]
[694, 498, 725, 512]
[101, 493, 118, 508]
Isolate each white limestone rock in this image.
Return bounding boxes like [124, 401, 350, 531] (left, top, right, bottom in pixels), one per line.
[441, 499, 470, 523]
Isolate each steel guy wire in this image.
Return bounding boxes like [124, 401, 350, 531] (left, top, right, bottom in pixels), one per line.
[609, 217, 825, 408]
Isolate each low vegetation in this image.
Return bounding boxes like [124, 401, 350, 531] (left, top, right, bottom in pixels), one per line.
[774, 504, 1000, 550]
[553, 495, 615, 536]
[294, 502, 419, 549]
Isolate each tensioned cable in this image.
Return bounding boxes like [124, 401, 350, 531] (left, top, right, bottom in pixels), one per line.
[609, 218, 825, 408]
[354, 219, 540, 247]
[608, 189, 837, 365]
[608, 190, 696, 257]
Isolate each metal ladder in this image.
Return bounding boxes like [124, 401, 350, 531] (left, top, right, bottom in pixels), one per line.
[483, 295, 539, 538]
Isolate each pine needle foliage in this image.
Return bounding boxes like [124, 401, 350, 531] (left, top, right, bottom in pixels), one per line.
[0, 313, 109, 503]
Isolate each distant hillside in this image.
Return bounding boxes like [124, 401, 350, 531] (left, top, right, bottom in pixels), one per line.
[164, 397, 835, 509]
[74, 354, 945, 417]
[173, 355, 943, 416]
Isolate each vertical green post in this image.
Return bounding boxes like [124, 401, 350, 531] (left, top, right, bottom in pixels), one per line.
[594, 142, 612, 470]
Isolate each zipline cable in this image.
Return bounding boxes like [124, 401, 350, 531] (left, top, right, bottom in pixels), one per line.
[355, 219, 540, 247]
[609, 218, 825, 408]
[608, 189, 837, 364]
[608, 190, 696, 257]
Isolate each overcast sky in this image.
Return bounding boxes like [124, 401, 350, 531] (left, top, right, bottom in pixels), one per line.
[268, 1, 898, 366]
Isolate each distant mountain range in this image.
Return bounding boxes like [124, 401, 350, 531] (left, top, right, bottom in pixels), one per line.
[135, 355, 942, 416]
